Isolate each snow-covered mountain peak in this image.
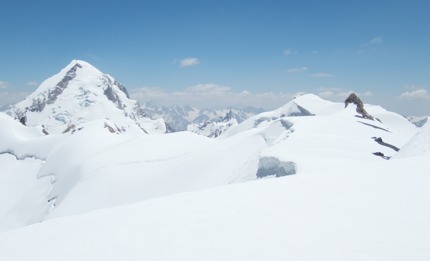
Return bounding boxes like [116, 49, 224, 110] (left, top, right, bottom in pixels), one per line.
[32, 60, 104, 97]
[7, 60, 165, 134]
[65, 59, 101, 72]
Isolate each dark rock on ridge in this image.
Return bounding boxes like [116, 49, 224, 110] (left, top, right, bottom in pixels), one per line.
[344, 93, 375, 120]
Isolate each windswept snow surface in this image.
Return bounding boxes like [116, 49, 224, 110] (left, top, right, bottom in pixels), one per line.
[45, 129, 266, 219]
[0, 160, 429, 260]
[0, 113, 56, 231]
[0, 154, 52, 232]
[0, 111, 267, 225]
[1, 94, 429, 260]
[395, 120, 430, 157]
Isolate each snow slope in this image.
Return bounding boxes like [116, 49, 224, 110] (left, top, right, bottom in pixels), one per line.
[45, 129, 266, 219]
[0, 113, 56, 230]
[0, 156, 429, 260]
[221, 94, 327, 137]
[0, 111, 267, 225]
[0, 112, 46, 155]
[0, 154, 52, 232]
[1, 93, 428, 260]
[395, 120, 430, 157]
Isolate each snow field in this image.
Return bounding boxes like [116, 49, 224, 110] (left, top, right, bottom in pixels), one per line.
[0, 159, 429, 260]
[1, 86, 428, 260]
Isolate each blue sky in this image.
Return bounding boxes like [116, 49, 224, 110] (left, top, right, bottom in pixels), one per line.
[1, 0, 429, 115]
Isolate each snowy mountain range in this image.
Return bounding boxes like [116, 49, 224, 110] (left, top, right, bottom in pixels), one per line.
[141, 101, 263, 132]
[187, 110, 239, 138]
[0, 60, 429, 260]
[3, 59, 262, 136]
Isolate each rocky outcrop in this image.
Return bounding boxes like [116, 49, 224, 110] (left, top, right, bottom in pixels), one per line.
[256, 157, 296, 178]
[372, 137, 399, 152]
[287, 104, 314, 117]
[103, 76, 126, 110]
[29, 64, 81, 113]
[344, 93, 375, 120]
[407, 116, 428, 128]
[115, 80, 130, 99]
[372, 152, 390, 160]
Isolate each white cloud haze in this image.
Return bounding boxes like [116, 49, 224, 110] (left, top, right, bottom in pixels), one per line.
[283, 49, 297, 56]
[0, 91, 30, 107]
[0, 81, 10, 89]
[179, 57, 200, 68]
[370, 37, 383, 44]
[27, 81, 39, 87]
[287, 67, 308, 73]
[130, 84, 380, 110]
[131, 84, 300, 109]
[310, 73, 334, 78]
[317, 87, 373, 101]
[399, 89, 430, 101]
[361, 36, 383, 47]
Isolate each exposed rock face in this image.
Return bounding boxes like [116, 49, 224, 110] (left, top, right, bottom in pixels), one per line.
[222, 110, 235, 122]
[28, 64, 81, 113]
[372, 152, 390, 160]
[115, 81, 130, 99]
[62, 124, 76, 134]
[19, 116, 27, 126]
[407, 116, 428, 128]
[287, 104, 313, 117]
[372, 137, 400, 152]
[344, 93, 374, 120]
[256, 157, 296, 178]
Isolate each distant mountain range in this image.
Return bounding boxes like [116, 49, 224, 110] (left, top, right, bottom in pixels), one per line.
[142, 101, 264, 136]
[2, 60, 429, 138]
[3, 60, 266, 136]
